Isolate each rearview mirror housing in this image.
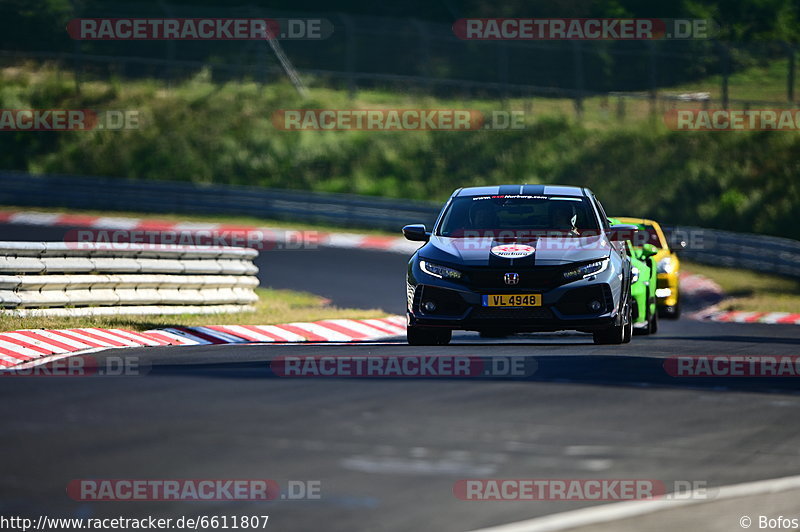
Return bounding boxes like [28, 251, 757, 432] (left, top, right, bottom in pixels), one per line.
[403, 224, 430, 242]
[641, 243, 659, 258]
[608, 224, 641, 242]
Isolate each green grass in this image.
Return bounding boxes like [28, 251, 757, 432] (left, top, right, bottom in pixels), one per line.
[684, 260, 800, 313]
[1, 60, 799, 240]
[0, 288, 388, 332]
[670, 57, 795, 103]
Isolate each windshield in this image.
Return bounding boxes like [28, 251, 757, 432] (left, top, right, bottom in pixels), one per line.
[437, 195, 601, 238]
[644, 225, 666, 249]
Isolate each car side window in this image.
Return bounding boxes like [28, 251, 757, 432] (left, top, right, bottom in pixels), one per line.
[592, 196, 611, 232]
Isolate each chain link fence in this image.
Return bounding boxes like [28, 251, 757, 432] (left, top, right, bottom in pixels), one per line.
[1, 3, 798, 117]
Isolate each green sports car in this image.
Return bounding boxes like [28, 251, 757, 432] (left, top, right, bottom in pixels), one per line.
[610, 219, 659, 335]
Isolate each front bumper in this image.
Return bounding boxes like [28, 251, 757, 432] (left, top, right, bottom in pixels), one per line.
[408, 280, 620, 333]
[656, 272, 680, 307]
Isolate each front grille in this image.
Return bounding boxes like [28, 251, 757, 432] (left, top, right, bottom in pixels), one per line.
[462, 266, 569, 291]
[470, 306, 554, 320]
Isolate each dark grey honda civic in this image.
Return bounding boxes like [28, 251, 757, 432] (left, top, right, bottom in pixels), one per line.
[403, 185, 637, 346]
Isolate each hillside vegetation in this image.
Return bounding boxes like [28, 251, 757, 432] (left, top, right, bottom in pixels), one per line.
[0, 62, 798, 239]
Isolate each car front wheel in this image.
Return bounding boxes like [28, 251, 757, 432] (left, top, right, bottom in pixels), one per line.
[648, 308, 659, 334]
[593, 300, 632, 345]
[660, 302, 681, 320]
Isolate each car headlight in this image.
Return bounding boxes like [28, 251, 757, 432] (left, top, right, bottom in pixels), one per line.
[563, 258, 609, 282]
[420, 260, 462, 280]
[657, 257, 675, 274]
[631, 267, 640, 284]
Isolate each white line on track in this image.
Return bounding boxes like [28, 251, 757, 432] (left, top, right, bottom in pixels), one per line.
[468, 474, 800, 532]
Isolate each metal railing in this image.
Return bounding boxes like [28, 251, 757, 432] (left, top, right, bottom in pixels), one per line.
[0, 171, 441, 231]
[1, 172, 798, 278]
[665, 226, 800, 278]
[0, 241, 259, 316]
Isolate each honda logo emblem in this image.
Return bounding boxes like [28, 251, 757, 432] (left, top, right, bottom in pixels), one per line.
[504, 273, 520, 286]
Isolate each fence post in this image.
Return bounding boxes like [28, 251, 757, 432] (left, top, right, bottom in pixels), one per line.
[338, 13, 357, 99]
[524, 97, 533, 116]
[498, 42, 509, 100]
[69, 0, 82, 95]
[572, 41, 584, 117]
[250, 5, 267, 87]
[788, 44, 796, 105]
[159, 0, 177, 87]
[648, 40, 658, 116]
[717, 42, 730, 109]
[256, 29, 267, 87]
[73, 40, 82, 95]
[411, 19, 431, 93]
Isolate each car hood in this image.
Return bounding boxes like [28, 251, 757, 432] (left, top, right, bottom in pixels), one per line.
[419, 234, 611, 267]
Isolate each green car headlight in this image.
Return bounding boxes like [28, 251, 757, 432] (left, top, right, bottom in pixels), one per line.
[563, 258, 609, 282]
[631, 267, 640, 284]
[420, 260, 463, 280]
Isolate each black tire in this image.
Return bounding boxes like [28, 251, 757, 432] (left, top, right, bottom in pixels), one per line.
[670, 300, 681, 320]
[593, 299, 632, 345]
[659, 302, 681, 320]
[634, 303, 656, 336]
[407, 326, 452, 346]
[622, 302, 633, 344]
[648, 307, 659, 334]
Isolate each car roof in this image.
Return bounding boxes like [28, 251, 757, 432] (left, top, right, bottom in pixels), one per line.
[454, 185, 588, 197]
[616, 217, 670, 249]
[616, 216, 662, 228]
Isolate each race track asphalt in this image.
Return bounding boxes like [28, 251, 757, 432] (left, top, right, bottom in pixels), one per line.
[1, 222, 799, 532]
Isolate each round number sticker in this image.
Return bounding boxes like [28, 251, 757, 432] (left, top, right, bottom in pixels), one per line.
[490, 244, 535, 259]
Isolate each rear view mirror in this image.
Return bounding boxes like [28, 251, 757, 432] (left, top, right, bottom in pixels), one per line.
[608, 224, 641, 242]
[641, 243, 659, 258]
[403, 224, 430, 242]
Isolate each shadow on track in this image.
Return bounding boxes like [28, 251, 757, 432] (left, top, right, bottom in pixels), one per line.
[657, 335, 800, 346]
[144, 354, 800, 395]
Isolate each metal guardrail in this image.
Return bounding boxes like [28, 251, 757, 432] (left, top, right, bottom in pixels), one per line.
[665, 226, 800, 278]
[0, 242, 259, 316]
[1, 172, 798, 279]
[0, 171, 441, 232]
